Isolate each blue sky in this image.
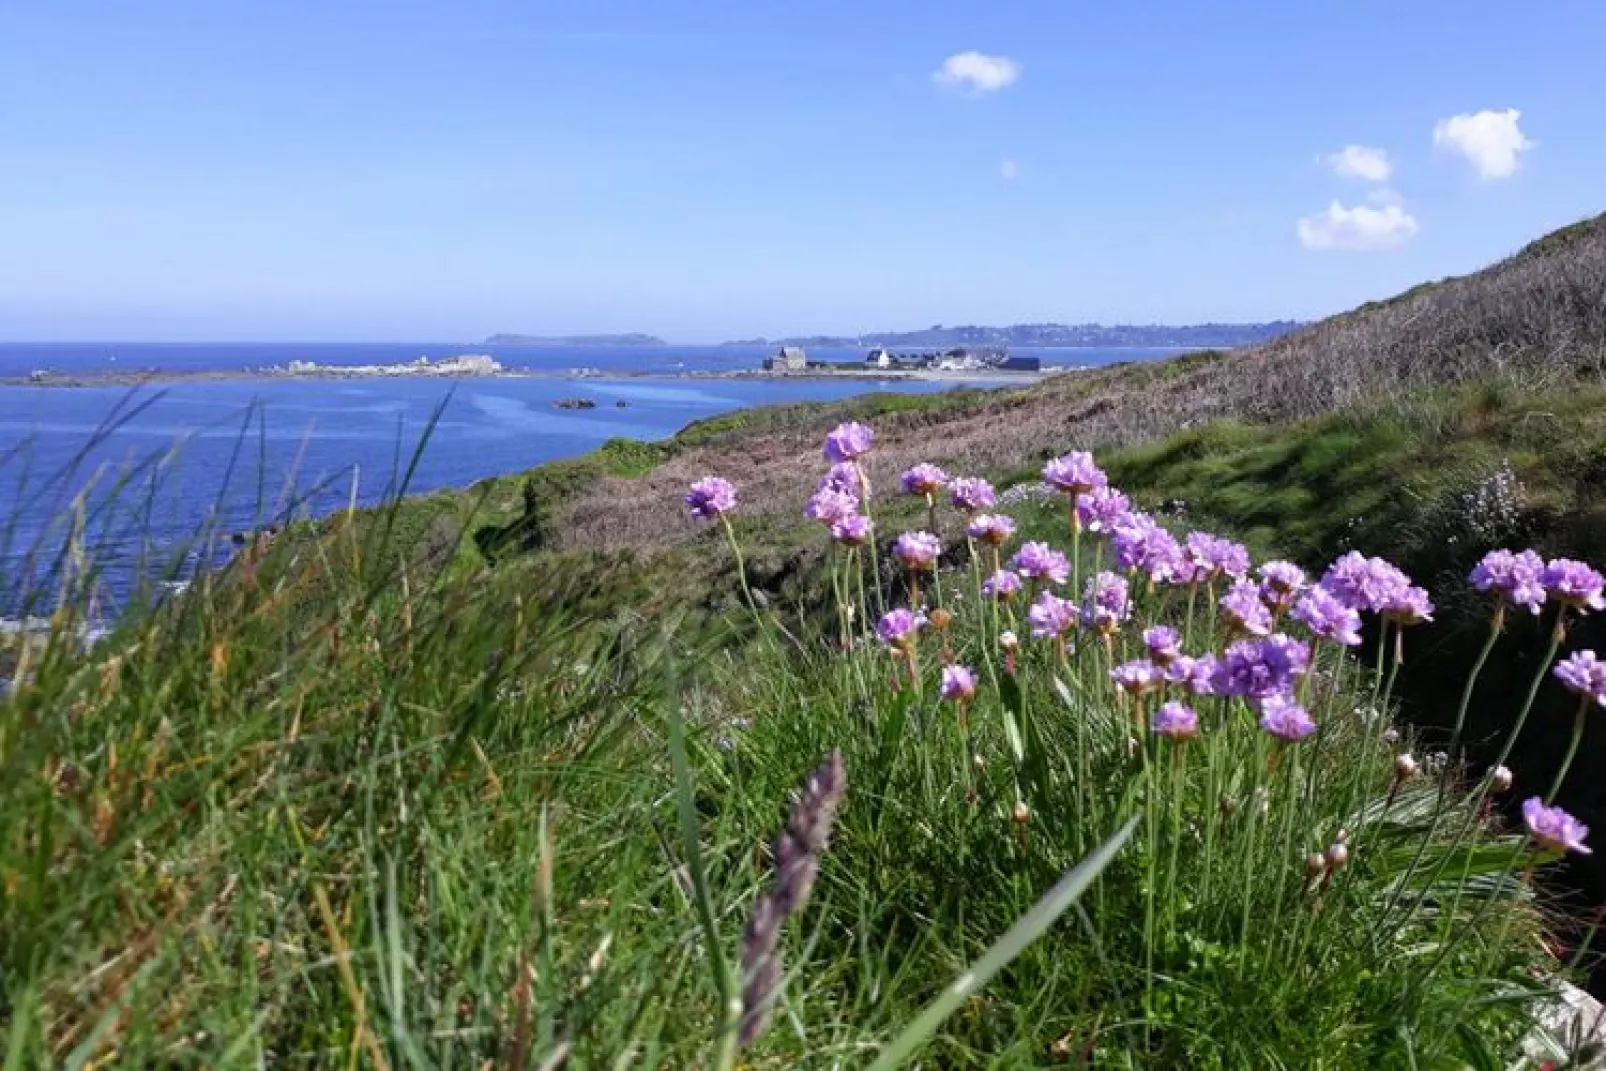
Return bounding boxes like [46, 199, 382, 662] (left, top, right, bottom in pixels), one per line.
[1, 1, 1601, 342]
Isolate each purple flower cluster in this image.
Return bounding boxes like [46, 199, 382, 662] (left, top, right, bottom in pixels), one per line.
[948, 477, 997, 512]
[1555, 650, 1606, 707]
[1028, 591, 1078, 638]
[1219, 581, 1274, 637]
[830, 513, 873, 546]
[1184, 533, 1251, 583]
[1523, 797, 1591, 855]
[1013, 541, 1070, 585]
[894, 531, 942, 571]
[1259, 694, 1317, 742]
[1152, 701, 1200, 741]
[1113, 513, 1183, 584]
[967, 513, 1018, 546]
[900, 463, 948, 496]
[876, 608, 924, 647]
[805, 487, 859, 525]
[686, 476, 737, 519]
[940, 664, 977, 702]
[1110, 659, 1163, 696]
[1321, 552, 1412, 614]
[1082, 571, 1132, 634]
[1470, 549, 1547, 614]
[1143, 625, 1182, 665]
[1166, 654, 1218, 696]
[982, 569, 1023, 600]
[817, 462, 861, 496]
[1383, 585, 1435, 626]
[1541, 558, 1606, 612]
[1258, 561, 1307, 612]
[1292, 585, 1363, 646]
[823, 421, 874, 464]
[1075, 486, 1131, 534]
[1043, 451, 1107, 495]
[1212, 634, 1310, 704]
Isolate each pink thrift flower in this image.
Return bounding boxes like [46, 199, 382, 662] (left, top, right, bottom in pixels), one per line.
[1259, 695, 1317, 742]
[1524, 797, 1591, 855]
[686, 476, 737, 519]
[1110, 659, 1163, 696]
[1012, 541, 1070, 585]
[1292, 586, 1363, 646]
[1143, 625, 1181, 665]
[948, 476, 997, 512]
[940, 665, 978, 702]
[823, 421, 874, 464]
[1469, 549, 1547, 614]
[1028, 590, 1078, 638]
[982, 569, 1023, 601]
[1152, 701, 1200, 741]
[805, 487, 859, 525]
[830, 513, 872, 546]
[1043, 451, 1107, 496]
[876, 608, 924, 647]
[893, 531, 942, 571]
[900, 463, 948, 496]
[1541, 559, 1606, 613]
[1075, 486, 1130, 534]
[967, 513, 1018, 547]
[1555, 650, 1606, 707]
[1220, 581, 1274, 637]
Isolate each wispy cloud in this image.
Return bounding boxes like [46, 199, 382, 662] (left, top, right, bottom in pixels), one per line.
[1297, 200, 1420, 252]
[1433, 109, 1534, 180]
[1321, 145, 1392, 182]
[934, 51, 1020, 94]
[999, 159, 1020, 181]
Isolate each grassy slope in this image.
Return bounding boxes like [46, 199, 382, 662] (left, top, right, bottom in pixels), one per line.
[6, 214, 1606, 1065]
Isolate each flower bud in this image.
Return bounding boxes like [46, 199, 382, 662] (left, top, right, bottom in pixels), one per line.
[929, 608, 953, 633]
[1011, 800, 1031, 825]
[998, 630, 1019, 651]
[1219, 794, 1238, 817]
[972, 752, 986, 772]
[1489, 765, 1513, 792]
[1334, 828, 1350, 844]
[1253, 787, 1270, 816]
[1394, 753, 1418, 782]
[1325, 842, 1350, 869]
[1382, 728, 1400, 745]
[1304, 853, 1327, 879]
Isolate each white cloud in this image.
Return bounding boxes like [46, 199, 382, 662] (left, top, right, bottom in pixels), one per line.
[934, 51, 1020, 94]
[1297, 200, 1420, 252]
[1321, 145, 1392, 182]
[1433, 108, 1534, 180]
[999, 159, 1020, 181]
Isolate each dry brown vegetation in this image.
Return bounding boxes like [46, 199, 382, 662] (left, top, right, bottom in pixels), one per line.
[556, 212, 1606, 554]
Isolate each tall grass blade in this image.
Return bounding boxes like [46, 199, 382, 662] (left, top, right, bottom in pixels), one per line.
[866, 815, 1139, 1070]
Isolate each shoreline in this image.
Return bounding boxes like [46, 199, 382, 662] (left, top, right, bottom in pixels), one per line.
[2, 366, 1064, 389]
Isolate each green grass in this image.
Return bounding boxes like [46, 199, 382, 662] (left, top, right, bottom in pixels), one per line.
[1, 409, 1586, 1066]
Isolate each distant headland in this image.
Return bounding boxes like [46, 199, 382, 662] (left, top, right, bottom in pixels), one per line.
[483, 333, 667, 346]
[721, 321, 1302, 349]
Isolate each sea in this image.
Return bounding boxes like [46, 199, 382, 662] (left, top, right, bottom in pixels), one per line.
[0, 341, 1184, 616]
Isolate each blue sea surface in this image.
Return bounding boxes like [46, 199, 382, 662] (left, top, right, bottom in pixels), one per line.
[0, 342, 1184, 612]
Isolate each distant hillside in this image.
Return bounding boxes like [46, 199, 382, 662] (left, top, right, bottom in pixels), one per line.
[531, 211, 1606, 554]
[724, 321, 1302, 350]
[483, 333, 666, 346]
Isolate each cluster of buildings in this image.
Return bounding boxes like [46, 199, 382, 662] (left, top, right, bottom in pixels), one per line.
[762, 346, 1040, 374]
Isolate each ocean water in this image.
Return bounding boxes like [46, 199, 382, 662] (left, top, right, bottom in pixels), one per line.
[0, 342, 1183, 612]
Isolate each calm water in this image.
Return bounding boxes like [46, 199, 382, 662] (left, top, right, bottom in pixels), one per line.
[0, 342, 1183, 612]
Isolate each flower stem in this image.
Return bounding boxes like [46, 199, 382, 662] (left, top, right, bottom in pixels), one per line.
[1491, 610, 1567, 773]
[1546, 696, 1590, 804]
